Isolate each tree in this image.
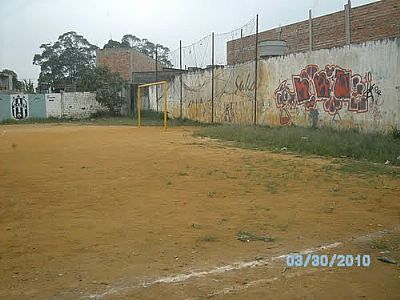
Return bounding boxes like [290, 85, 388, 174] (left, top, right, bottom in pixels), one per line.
[121, 34, 141, 48]
[33, 31, 98, 87]
[78, 66, 127, 114]
[103, 34, 173, 67]
[1, 69, 23, 91]
[103, 39, 123, 49]
[22, 80, 35, 93]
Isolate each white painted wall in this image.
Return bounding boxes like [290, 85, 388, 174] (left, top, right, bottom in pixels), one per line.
[61, 92, 105, 118]
[45, 94, 61, 118]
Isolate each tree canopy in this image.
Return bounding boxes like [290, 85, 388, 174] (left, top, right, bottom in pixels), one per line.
[33, 31, 98, 87]
[103, 34, 172, 67]
[78, 66, 126, 114]
[33, 31, 172, 90]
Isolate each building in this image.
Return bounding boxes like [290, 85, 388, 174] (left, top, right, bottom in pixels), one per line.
[96, 47, 186, 116]
[96, 47, 165, 81]
[227, 0, 400, 64]
[0, 72, 13, 91]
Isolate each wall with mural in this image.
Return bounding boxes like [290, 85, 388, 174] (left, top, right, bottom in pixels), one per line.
[0, 92, 105, 121]
[148, 38, 399, 132]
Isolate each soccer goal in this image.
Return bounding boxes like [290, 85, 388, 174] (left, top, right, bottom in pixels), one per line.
[137, 81, 168, 130]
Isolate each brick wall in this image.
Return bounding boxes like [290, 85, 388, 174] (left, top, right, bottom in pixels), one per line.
[96, 48, 165, 81]
[227, 0, 400, 64]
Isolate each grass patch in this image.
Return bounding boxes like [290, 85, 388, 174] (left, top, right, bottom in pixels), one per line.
[337, 160, 400, 178]
[265, 182, 278, 194]
[0, 110, 206, 127]
[201, 235, 218, 242]
[237, 231, 274, 242]
[370, 239, 391, 251]
[194, 125, 400, 166]
[177, 172, 189, 176]
[207, 191, 216, 198]
[0, 117, 75, 125]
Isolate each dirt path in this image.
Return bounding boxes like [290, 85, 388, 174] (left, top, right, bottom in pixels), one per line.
[0, 125, 399, 299]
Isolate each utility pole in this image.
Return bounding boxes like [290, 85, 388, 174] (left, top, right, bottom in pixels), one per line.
[254, 14, 259, 125]
[211, 32, 215, 124]
[309, 9, 313, 51]
[180, 40, 183, 118]
[155, 46, 159, 112]
[240, 28, 243, 64]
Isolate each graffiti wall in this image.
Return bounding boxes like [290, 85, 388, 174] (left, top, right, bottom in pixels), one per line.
[257, 38, 398, 131]
[273, 65, 376, 125]
[148, 63, 256, 125]
[0, 92, 105, 121]
[148, 38, 399, 132]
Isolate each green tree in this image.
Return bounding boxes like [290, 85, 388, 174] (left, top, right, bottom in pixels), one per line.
[33, 31, 98, 88]
[78, 66, 127, 114]
[121, 34, 141, 48]
[103, 34, 172, 67]
[103, 39, 123, 48]
[22, 80, 35, 93]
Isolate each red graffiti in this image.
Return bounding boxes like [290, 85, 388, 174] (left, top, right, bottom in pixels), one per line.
[334, 69, 351, 99]
[274, 65, 375, 125]
[293, 77, 311, 104]
[313, 72, 330, 98]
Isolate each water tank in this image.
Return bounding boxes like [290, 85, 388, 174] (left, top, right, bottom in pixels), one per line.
[258, 40, 288, 58]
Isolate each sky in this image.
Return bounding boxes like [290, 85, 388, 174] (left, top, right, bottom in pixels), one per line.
[0, 0, 378, 83]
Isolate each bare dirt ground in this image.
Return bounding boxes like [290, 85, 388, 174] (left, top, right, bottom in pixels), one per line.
[0, 124, 399, 299]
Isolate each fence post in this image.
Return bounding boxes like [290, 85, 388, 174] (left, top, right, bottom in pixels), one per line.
[180, 40, 183, 119]
[240, 28, 243, 64]
[155, 46, 159, 112]
[254, 14, 259, 125]
[211, 32, 215, 124]
[344, 0, 352, 45]
[309, 9, 313, 51]
[164, 81, 167, 130]
[137, 87, 141, 128]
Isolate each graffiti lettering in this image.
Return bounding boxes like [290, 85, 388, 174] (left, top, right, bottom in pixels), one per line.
[274, 65, 382, 126]
[235, 74, 255, 94]
[223, 102, 235, 122]
[293, 77, 311, 104]
[334, 69, 351, 99]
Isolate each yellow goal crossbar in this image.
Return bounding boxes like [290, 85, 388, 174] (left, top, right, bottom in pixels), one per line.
[137, 81, 168, 130]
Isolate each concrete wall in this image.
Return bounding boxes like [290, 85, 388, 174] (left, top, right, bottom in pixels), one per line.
[45, 94, 62, 118]
[149, 38, 400, 132]
[61, 92, 104, 118]
[228, 0, 400, 64]
[0, 92, 106, 121]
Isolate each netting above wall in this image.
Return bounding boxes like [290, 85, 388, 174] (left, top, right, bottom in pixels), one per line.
[155, 16, 259, 125]
[168, 17, 256, 69]
[214, 17, 256, 66]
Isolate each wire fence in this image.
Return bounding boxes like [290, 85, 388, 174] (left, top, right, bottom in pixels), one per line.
[157, 16, 259, 125]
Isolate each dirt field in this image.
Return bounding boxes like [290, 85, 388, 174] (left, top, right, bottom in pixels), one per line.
[0, 124, 399, 299]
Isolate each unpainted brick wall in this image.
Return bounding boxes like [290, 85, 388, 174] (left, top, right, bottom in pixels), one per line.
[227, 0, 400, 64]
[96, 48, 164, 81]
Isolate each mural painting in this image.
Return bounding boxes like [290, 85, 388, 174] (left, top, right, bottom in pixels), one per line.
[11, 94, 29, 120]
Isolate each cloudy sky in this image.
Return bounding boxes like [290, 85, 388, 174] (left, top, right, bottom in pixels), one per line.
[0, 0, 377, 83]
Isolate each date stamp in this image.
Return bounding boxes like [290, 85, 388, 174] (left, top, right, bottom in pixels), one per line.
[286, 254, 371, 267]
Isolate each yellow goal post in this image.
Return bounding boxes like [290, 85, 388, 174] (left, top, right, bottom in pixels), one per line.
[137, 81, 168, 130]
